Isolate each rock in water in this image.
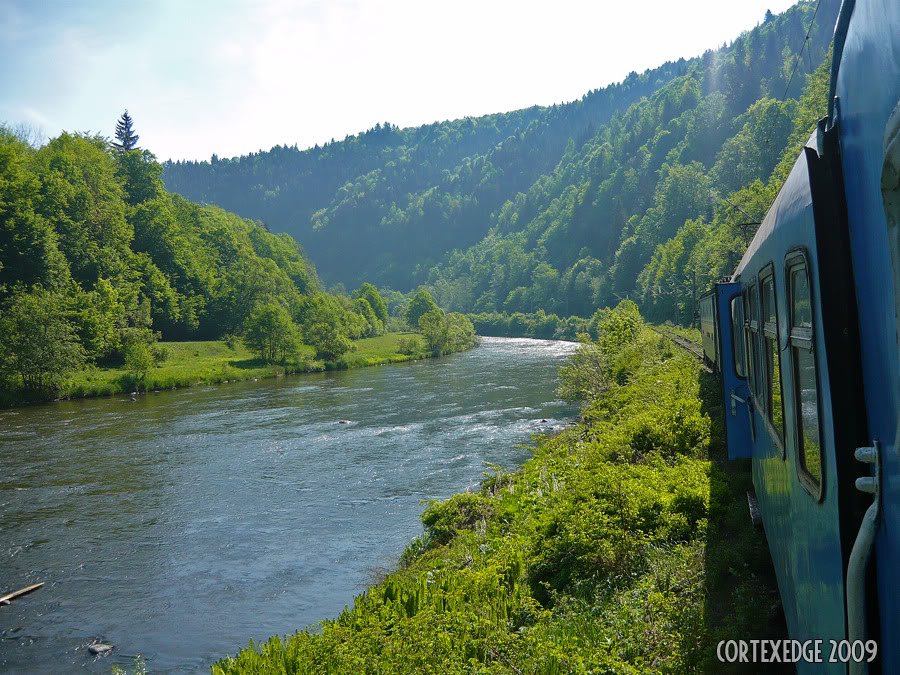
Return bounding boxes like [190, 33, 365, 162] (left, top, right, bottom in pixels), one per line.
[88, 643, 113, 656]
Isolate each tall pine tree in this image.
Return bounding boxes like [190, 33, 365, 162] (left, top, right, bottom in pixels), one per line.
[113, 110, 140, 151]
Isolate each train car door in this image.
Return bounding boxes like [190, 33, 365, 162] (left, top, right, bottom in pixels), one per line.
[715, 281, 752, 459]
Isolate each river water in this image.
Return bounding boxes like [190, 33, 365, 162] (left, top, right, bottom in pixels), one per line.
[0, 337, 577, 673]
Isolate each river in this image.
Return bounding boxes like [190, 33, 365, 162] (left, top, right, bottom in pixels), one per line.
[0, 337, 577, 673]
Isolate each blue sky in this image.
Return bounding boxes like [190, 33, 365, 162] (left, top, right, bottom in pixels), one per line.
[1, 0, 800, 162]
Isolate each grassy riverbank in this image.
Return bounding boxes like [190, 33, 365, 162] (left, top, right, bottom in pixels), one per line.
[44, 332, 437, 403]
[212, 320, 785, 673]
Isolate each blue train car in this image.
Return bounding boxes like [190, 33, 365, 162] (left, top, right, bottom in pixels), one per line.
[713, 1, 899, 672]
[698, 292, 718, 373]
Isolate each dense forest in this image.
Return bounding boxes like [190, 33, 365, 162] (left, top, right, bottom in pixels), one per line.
[163, 0, 839, 326]
[0, 116, 436, 400]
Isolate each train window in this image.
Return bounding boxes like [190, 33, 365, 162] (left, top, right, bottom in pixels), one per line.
[788, 254, 822, 495]
[731, 297, 745, 378]
[761, 268, 785, 447]
[747, 283, 764, 406]
[743, 292, 755, 393]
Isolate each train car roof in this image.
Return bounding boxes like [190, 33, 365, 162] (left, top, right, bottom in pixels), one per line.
[732, 131, 817, 281]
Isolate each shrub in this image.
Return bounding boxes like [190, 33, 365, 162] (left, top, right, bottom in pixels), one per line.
[397, 335, 421, 355]
[152, 344, 169, 365]
[124, 341, 154, 382]
[420, 493, 495, 547]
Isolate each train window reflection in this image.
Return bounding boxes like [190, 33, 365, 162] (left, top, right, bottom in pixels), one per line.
[748, 284, 763, 401]
[761, 272, 785, 444]
[764, 276, 777, 325]
[788, 256, 822, 495]
[731, 297, 745, 378]
[791, 269, 812, 328]
[794, 346, 821, 484]
[767, 335, 785, 438]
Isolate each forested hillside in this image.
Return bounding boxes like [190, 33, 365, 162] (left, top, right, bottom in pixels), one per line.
[0, 125, 416, 400]
[163, 0, 839, 324]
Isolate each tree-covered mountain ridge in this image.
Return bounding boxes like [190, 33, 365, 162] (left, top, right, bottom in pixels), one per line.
[162, 0, 839, 322]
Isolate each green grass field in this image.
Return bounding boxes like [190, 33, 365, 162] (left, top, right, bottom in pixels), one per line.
[59, 332, 432, 401]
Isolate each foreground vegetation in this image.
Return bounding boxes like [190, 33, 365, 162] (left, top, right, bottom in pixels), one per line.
[213, 303, 784, 673]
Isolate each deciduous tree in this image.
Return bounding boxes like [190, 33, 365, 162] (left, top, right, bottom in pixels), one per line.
[0, 286, 86, 393]
[243, 301, 301, 362]
[406, 288, 439, 329]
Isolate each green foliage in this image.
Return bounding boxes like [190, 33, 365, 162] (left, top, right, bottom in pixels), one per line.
[353, 282, 388, 323]
[468, 310, 589, 340]
[0, 286, 86, 394]
[396, 335, 422, 355]
[418, 309, 476, 355]
[417, 308, 447, 353]
[124, 339, 155, 381]
[0, 128, 69, 294]
[420, 492, 495, 547]
[243, 301, 301, 362]
[305, 321, 352, 362]
[558, 300, 644, 401]
[637, 45, 834, 325]
[405, 288, 439, 329]
[556, 333, 611, 403]
[0, 120, 348, 402]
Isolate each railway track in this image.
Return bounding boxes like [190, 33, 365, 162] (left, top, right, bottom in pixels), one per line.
[648, 325, 712, 373]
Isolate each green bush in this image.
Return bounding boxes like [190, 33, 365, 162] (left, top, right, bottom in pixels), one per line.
[152, 343, 170, 365]
[420, 492, 495, 547]
[124, 341, 155, 382]
[396, 335, 421, 355]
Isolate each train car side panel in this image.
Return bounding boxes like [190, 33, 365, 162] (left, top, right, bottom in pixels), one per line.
[835, 0, 900, 665]
[731, 145, 848, 671]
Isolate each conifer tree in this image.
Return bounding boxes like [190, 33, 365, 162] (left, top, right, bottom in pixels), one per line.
[113, 110, 140, 151]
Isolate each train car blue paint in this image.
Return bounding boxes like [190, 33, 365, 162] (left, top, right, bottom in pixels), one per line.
[728, 140, 847, 672]
[711, 0, 900, 670]
[715, 282, 753, 460]
[833, 0, 900, 670]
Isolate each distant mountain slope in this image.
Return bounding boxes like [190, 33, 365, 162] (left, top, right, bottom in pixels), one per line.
[163, 55, 694, 284]
[162, 0, 839, 319]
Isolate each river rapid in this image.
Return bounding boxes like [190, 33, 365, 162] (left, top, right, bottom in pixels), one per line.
[0, 337, 577, 673]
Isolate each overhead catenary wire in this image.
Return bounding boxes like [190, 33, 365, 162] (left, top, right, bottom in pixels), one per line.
[767, 0, 823, 145]
[716, 0, 823, 228]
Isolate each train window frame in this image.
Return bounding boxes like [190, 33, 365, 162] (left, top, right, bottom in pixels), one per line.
[730, 296, 746, 379]
[742, 290, 756, 400]
[786, 249, 825, 502]
[747, 281, 765, 414]
[759, 264, 786, 456]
